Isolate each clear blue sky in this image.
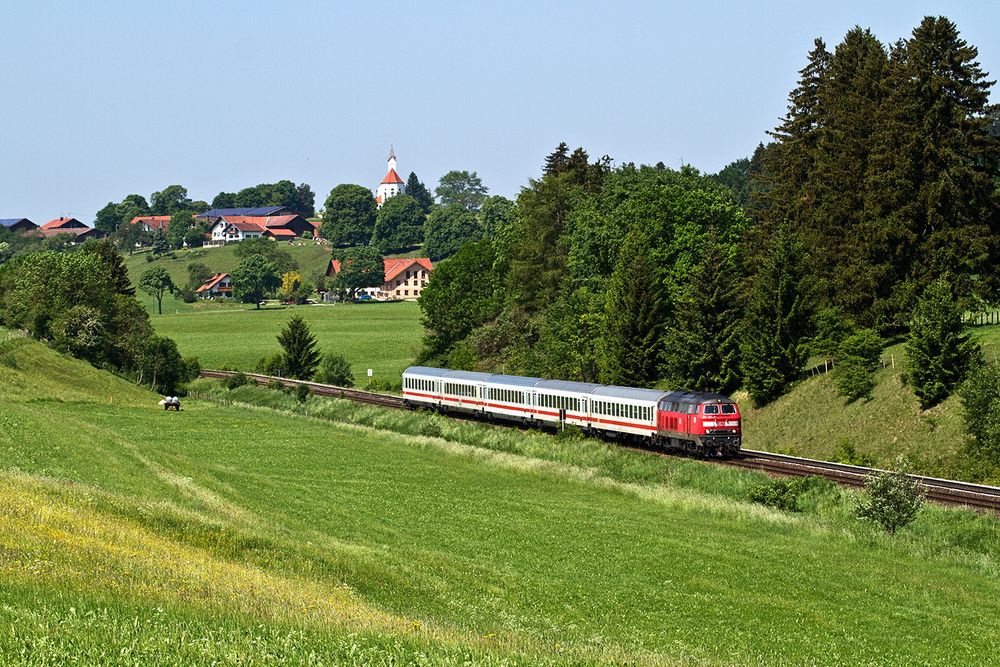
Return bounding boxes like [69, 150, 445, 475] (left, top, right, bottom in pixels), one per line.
[1, 1, 997, 224]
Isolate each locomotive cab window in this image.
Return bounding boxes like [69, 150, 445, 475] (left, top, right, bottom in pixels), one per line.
[704, 404, 720, 415]
[721, 404, 736, 414]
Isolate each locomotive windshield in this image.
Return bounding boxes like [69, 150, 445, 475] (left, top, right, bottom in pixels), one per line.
[703, 404, 720, 414]
[721, 404, 737, 414]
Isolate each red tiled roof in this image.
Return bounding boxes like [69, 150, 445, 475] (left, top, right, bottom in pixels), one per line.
[327, 257, 433, 281]
[216, 217, 266, 233]
[130, 215, 171, 231]
[264, 228, 296, 237]
[42, 217, 86, 230]
[380, 168, 404, 185]
[37, 226, 103, 239]
[196, 273, 230, 293]
[384, 257, 433, 283]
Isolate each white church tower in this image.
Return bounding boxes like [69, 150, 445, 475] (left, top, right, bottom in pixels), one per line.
[376, 146, 405, 207]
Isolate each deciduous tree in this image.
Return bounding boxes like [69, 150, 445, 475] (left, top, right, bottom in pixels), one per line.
[435, 170, 488, 211]
[423, 204, 482, 261]
[139, 266, 175, 315]
[231, 255, 279, 309]
[372, 195, 423, 253]
[320, 184, 377, 246]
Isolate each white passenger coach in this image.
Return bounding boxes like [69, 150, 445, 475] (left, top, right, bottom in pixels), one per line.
[402, 366, 662, 439]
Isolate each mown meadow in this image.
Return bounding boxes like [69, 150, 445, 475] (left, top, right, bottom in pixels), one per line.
[3, 332, 1000, 664]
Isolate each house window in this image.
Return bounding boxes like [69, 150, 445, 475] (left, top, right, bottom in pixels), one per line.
[404, 290, 409, 296]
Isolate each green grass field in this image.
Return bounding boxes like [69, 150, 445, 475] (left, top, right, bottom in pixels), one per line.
[152, 301, 422, 383]
[3, 333, 1000, 664]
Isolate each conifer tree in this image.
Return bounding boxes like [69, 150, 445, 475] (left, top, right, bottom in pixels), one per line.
[662, 234, 742, 394]
[755, 38, 831, 233]
[277, 315, 321, 381]
[905, 279, 981, 409]
[740, 227, 814, 406]
[404, 172, 434, 215]
[543, 142, 570, 175]
[600, 227, 668, 387]
[871, 17, 1000, 307]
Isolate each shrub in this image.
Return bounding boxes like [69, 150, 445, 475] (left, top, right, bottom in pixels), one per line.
[256, 352, 285, 377]
[145, 254, 154, 263]
[831, 441, 875, 467]
[833, 329, 882, 401]
[267, 378, 284, 391]
[225, 372, 250, 390]
[295, 383, 310, 402]
[906, 279, 981, 409]
[959, 364, 1000, 459]
[316, 353, 354, 387]
[855, 457, 925, 534]
[178, 287, 197, 303]
[747, 476, 827, 512]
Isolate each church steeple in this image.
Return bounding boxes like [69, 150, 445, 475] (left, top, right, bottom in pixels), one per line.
[376, 146, 405, 208]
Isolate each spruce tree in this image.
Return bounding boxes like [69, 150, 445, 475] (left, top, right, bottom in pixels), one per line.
[543, 142, 570, 175]
[404, 172, 435, 214]
[755, 38, 831, 235]
[662, 234, 742, 394]
[905, 279, 981, 409]
[740, 227, 814, 406]
[600, 227, 668, 387]
[277, 315, 321, 381]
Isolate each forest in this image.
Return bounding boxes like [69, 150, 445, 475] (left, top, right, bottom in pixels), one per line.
[419, 16, 1000, 412]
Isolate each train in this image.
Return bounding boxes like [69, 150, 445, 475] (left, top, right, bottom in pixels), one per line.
[402, 366, 742, 457]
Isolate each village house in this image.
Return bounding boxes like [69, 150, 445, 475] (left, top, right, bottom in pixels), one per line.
[206, 214, 317, 246]
[0, 218, 38, 233]
[38, 217, 105, 242]
[195, 273, 233, 298]
[326, 257, 433, 301]
[129, 215, 171, 233]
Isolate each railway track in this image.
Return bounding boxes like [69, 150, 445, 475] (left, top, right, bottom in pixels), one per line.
[732, 450, 1000, 511]
[198, 369, 1000, 511]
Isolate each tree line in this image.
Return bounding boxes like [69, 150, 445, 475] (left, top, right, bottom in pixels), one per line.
[418, 16, 999, 426]
[318, 170, 513, 261]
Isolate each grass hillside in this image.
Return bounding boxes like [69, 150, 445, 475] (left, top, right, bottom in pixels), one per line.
[3, 332, 1000, 664]
[124, 241, 333, 314]
[742, 325, 1000, 482]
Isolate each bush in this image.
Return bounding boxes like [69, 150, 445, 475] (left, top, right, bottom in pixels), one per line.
[267, 378, 284, 391]
[225, 372, 250, 390]
[855, 457, 925, 534]
[959, 363, 1000, 459]
[316, 353, 355, 387]
[833, 329, 882, 401]
[145, 254, 154, 263]
[747, 476, 827, 512]
[295, 383, 310, 402]
[831, 441, 875, 467]
[256, 352, 285, 377]
[905, 279, 981, 409]
[182, 356, 201, 383]
[177, 287, 197, 303]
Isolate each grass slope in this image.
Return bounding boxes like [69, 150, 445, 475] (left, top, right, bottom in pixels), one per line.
[742, 326, 1000, 481]
[3, 334, 1000, 664]
[124, 241, 333, 314]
